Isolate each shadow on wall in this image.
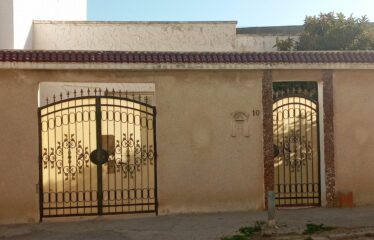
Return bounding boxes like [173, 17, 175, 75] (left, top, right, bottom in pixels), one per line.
[24, 23, 33, 49]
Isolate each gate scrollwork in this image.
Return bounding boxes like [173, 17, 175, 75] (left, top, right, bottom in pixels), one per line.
[109, 133, 154, 178]
[277, 133, 313, 172]
[41, 134, 90, 180]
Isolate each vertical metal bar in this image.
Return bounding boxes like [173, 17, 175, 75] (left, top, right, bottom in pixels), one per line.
[133, 98, 137, 212]
[293, 100, 297, 205]
[126, 99, 130, 212]
[274, 102, 280, 206]
[140, 98, 145, 212]
[120, 98, 124, 213]
[61, 99, 65, 216]
[106, 97, 110, 213]
[88, 100, 93, 214]
[139, 105, 145, 210]
[316, 93, 322, 205]
[46, 106, 51, 215]
[310, 103, 315, 205]
[74, 97, 78, 214]
[95, 97, 103, 215]
[53, 99, 58, 215]
[67, 98, 72, 213]
[153, 107, 158, 215]
[145, 106, 151, 210]
[38, 108, 43, 221]
[145, 103, 149, 212]
[113, 98, 117, 213]
[281, 98, 286, 206]
[298, 106, 303, 203]
[287, 100, 291, 206]
[304, 97, 309, 204]
[275, 109, 278, 204]
[82, 99, 86, 214]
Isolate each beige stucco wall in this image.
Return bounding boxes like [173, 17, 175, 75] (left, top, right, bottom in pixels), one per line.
[272, 70, 323, 82]
[32, 21, 303, 52]
[333, 70, 374, 206]
[32, 21, 237, 51]
[0, 69, 264, 224]
[0, 70, 39, 224]
[236, 35, 299, 52]
[0, 0, 14, 49]
[2, 65, 374, 224]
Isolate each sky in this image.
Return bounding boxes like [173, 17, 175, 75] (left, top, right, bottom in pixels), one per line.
[88, 0, 374, 28]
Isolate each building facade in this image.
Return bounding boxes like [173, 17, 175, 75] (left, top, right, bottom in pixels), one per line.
[1, 51, 374, 224]
[1, 0, 374, 225]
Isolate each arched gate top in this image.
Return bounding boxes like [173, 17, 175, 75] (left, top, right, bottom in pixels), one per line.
[273, 81, 318, 104]
[39, 88, 155, 110]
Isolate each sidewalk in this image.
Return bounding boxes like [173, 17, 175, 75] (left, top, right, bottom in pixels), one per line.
[1, 206, 374, 240]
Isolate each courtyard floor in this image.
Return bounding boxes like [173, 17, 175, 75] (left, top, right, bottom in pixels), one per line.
[1, 206, 374, 240]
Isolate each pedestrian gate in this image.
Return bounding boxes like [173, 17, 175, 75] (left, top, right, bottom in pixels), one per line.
[273, 82, 321, 207]
[39, 89, 157, 217]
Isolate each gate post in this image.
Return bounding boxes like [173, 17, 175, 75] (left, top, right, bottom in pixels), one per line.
[262, 70, 274, 208]
[322, 70, 336, 207]
[267, 191, 276, 226]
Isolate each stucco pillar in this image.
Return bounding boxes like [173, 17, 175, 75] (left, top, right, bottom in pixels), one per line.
[262, 69, 273, 207]
[323, 70, 336, 207]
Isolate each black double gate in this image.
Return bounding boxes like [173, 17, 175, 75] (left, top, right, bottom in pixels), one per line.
[39, 90, 157, 217]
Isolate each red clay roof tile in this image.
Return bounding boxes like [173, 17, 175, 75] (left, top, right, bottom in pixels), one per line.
[0, 50, 374, 64]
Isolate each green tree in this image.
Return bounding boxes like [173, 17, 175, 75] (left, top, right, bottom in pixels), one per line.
[274, 37, 295, 51]
[274, 12, 374, 51]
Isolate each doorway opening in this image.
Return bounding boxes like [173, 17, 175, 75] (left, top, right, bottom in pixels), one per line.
[38, 83, 157, 218]
[273, 82, 321, 207]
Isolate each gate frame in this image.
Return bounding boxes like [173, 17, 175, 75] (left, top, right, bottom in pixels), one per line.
[262, 70, 336, 208]
[37, 92, 158, 220]
[272, 81, 322, 207]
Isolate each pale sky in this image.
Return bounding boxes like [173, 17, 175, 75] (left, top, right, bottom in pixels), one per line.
[88, 0, 374, 27]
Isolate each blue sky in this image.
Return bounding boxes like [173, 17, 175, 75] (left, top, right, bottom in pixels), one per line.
[88, 0, 374, 27]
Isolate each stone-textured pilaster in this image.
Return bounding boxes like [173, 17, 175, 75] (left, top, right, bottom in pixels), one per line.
[323, 70, 336, 207]
[262, 70, 274, 206]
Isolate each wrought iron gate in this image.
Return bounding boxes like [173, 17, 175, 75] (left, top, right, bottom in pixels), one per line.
[39, 89, 157, 217]
[273, 82, 321, 207]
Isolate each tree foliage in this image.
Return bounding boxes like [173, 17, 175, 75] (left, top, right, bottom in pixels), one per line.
[274, 37, 295, 51]
[274, 12, 374, 51]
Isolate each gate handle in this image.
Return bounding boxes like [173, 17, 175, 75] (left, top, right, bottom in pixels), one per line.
[90, 149, 109, 165]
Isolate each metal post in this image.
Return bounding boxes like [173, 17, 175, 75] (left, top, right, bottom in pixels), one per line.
[267, 191, 276, 227]
[95, 98, 103, 215]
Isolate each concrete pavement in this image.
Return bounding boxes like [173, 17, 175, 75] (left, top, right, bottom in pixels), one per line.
[1, 206, 374, 239]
